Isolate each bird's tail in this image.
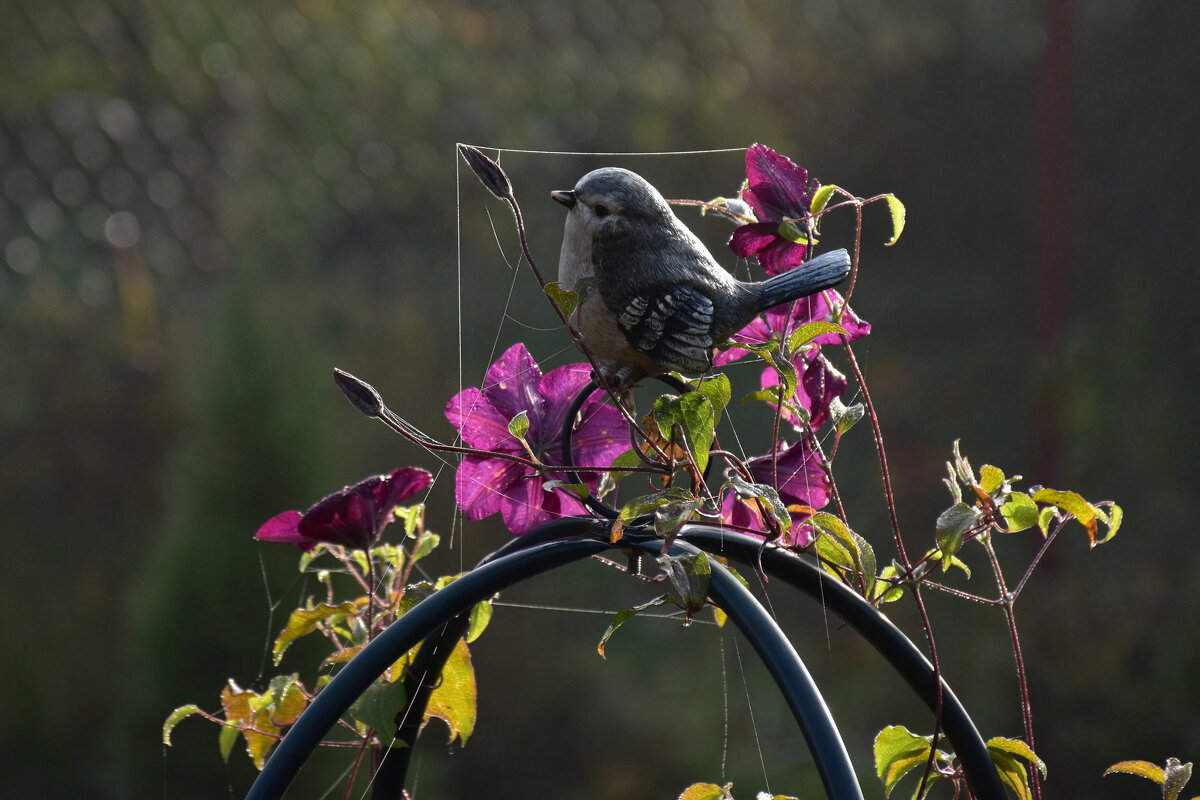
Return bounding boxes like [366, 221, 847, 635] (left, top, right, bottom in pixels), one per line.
[754, 248, 852, 311]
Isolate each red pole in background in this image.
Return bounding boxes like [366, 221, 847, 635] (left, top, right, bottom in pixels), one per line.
[1033, 0, 1074, 485]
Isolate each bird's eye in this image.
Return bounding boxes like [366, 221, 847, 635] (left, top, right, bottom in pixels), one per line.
[593, 203, 609, 218]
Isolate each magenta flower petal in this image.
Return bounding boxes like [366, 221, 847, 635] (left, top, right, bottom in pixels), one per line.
[789, 291, 872, 344]
[445, 387, 513, 450]
[456, 456, 522, 521]
[764, 438, 831, 511]
[763, 244, 805, 276]
[728, 222, 782, 259]
[536, 363, 595, 448]
[481, 342, 545, 424]
[799, 355, 848, 428]
[742, 144, 818, 223]
[255, 511, 321, 551]
[714, 316, 772, 367]
[498, 470, 588, 535]
[255, 467, 433, 551]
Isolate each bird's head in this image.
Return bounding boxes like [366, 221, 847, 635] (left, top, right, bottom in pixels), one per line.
[551, 167, 674, 241]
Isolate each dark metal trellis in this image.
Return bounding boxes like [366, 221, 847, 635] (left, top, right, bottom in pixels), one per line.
[247, 382, 1008, 800]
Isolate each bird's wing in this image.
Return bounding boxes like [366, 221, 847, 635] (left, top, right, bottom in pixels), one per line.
[614, 284, 715, 374]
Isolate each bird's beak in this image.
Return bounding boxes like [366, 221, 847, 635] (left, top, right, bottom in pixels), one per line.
[551, 189, 576, 208]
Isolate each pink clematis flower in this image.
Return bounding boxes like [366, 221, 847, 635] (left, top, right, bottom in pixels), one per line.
[445, 343, 626, 534]
[255, 467, 433, 552]
[728, 143, 823, 276]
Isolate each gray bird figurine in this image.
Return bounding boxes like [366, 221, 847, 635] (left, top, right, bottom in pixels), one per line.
[552, 167, 851, 391]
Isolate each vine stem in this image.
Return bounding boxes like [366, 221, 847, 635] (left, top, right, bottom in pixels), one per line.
[839, 205, 945, 795]
[981, 534, 1043, 800]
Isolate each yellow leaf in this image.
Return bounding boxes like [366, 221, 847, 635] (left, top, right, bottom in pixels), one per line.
[272, 681, 308, 726]
[1031, 489, 1098, 545]
[1104, 760, 1165, 783]
[677, 783, 728, 800]
[273, 601, 358, 665]
[220, 680, 257, 727]
[245, 707, 279, 770]
[424, 638, 477, 744]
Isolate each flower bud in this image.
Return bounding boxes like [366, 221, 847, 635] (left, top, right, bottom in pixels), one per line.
[458, 144, 513, 199]
[333, 368, 383, 418]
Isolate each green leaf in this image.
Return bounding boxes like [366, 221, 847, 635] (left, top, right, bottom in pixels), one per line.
[989, 750, 1032, 800]
[611, 448, 647, 470]
[760, 347, 798, 403]
[411, 530, 441, 562]
[811, 512, 877, 596]
[654, 494, 701, 540]
[986, 737, 1046, 778]
[598, 448, 645, 497]
[658, 551, 712, 615]
[883, 193, 906, 245]
[935, 502, 980, 556]
[398, 580, 436, 615]
[677, 783, 730, 800]
[999, 492, 1039, 532]
[721, 337, 778, 356]
[830, 399, 865, 436]
[937, 551, 972, 578]
[741, 387, 786, 406]
[1037, 505, 1056, 537]
[979, 464, 1006, 496]
[1097, 502, 1123, 545]
[508, 409, 530, 441]
[653, 391, 716, 473]
[778, 219, 810, 244]
[950, 440, 975, 485]
[541, 479, 589, 501]
[1163, 758, 1194, 800]
[597, 595, 673, 658]
[372, 542, 406, 573]
[350, 675, 409, 741]
[273, 601, 359, 665]
[218, 721, 239, 763]
[396, 504, 422, 538]
[687, 372, 732, 416]
[618, 486, 696, 527]
[425, 637, 477, 744]
[727, 474, 792, 533]
[544, 282, 579, 319]
[1031, 488, 1098, 545]
[873, 726, 934, 798]
[466, 600, 492, 643]
[871, 564, 905, 603]
[811, 184, 839, 215]
[297, 544, 326, 573]
[786, 321, 848, 353]
[162, 704, 201, 745]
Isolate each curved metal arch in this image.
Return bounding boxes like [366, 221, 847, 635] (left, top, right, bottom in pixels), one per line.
[246, 520, 862, 800]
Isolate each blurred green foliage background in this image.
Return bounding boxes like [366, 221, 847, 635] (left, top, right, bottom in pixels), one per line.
[2, 0, 1198, 797]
